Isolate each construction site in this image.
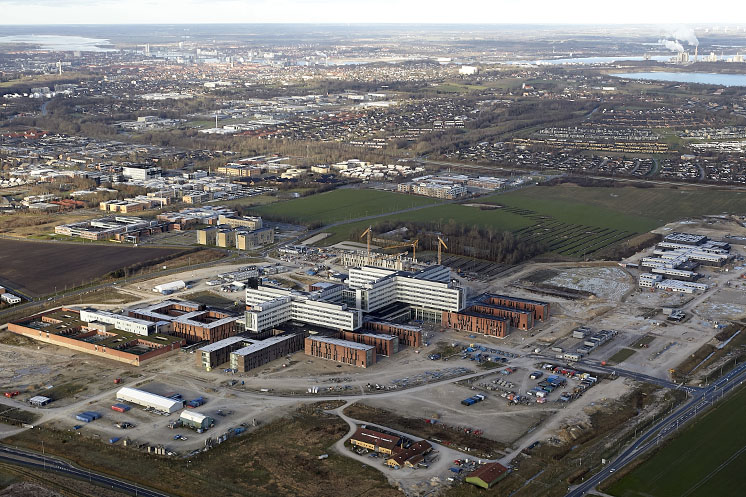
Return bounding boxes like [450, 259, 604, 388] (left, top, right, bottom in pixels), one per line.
[2, 215, 746, 497]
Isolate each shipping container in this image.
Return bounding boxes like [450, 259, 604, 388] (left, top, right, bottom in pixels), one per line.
[111, 403, 130, 413]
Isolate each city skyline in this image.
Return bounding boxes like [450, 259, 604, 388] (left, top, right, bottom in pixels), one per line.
[1, 0, 745, 25]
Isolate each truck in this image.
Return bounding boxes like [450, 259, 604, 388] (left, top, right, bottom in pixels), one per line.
[461, 394, 486, 406]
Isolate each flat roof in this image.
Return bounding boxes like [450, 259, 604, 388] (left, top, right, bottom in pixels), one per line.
[307, 335, 375, 351]
[231, 334, 297, 356]
[483, 293, 549, 306]
[197, 335, 254, 353]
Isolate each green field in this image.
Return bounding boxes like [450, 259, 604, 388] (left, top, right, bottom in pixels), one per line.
[254, 184, 746, 258]
[605, 384, 746, 497]
[250, 188, 438, 225]
[607, 348, 637, 365]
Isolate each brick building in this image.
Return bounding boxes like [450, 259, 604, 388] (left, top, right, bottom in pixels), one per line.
[442, 310, 509, 337]
[484, 294, 550, 321]
[128, 300, 238, 343]
[340, 331, 399, 357]
[230, 334, 304, 372]
[470, 304, 534, 330]
[363, 320, 422, 347]
[304, 336, 376, 368]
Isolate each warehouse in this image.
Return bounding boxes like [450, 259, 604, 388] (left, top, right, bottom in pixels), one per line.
[116, 387, 183, 413]
[152, 281, 186, 294]
[179, 411, 215, 431]
[350, 427, 401, 455]
[385, 440, 433, 468]
[363, 320, 422, 347]
[465, 462, 509, 489]
[304, 336, 376, 368]
[340, 331, 399, 356]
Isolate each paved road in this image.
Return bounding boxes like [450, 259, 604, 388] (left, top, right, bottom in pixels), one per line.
[565, 362, 746, 497]
[0, 444, 169, 497]
[526, 354, 701, 393]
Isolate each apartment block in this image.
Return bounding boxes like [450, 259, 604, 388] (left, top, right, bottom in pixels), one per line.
[442, 310, 509, 338]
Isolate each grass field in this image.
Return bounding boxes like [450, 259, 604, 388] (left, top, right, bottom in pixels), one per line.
[5, 404, 399, 497]
[605, 384, 746, 497]
[607, 348, 637, 365]
[250, 188, 438, 225]
[0, 239, 182, 297]
[256, 184, 746, 259]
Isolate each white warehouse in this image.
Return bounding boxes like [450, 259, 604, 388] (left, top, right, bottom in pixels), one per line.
[116, 387, 183, 413]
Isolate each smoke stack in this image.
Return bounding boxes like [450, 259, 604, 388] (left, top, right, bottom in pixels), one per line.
[695, 46, 698, 62]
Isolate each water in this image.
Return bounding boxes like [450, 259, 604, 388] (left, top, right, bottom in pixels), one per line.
[505, 55, 674, 65]
[0, 35, 115, 52]
[612, 72, 746, 87]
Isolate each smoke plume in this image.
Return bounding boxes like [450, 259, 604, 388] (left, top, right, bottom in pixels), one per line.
[658, 39, 684, 53]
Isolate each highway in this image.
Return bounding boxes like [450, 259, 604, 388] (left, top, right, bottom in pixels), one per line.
[0, 444, 170, 497]
[565, 362, 746, 497]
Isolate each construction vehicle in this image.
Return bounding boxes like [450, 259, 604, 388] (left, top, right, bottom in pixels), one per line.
[436, 236, 447, 265]
[382, 239, 419, 261]
[360, 226, 372, 255]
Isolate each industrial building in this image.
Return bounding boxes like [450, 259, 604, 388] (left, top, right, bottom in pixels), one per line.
[465, 463, 509, 489]
[116, 387, 183, 413]
[8, 308, 184, 366]
[385, 440, 433, 468]
[304, 335, 376, 368]
[350, 427, 401, 455]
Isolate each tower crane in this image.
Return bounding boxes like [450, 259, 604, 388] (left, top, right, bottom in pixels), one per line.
[437, 236, 447, 265]
[382, 239, 419, 262]
[360, 226, 372, 255]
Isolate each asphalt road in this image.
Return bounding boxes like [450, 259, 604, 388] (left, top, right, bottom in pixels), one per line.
[0, 444, 170, 497]
[565, 362, 746, 497]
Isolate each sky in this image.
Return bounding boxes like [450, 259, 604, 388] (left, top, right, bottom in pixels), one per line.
[0, 0, 744, 25]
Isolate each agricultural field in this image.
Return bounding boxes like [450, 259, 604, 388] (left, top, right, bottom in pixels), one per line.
[0, 239, 182, 297]
[250, 188, 438, 225]
[605, 384, 746, 497]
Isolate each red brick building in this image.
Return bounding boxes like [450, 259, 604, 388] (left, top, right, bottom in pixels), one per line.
[304, 336, 376, 368]
[470, 304, 534, 330]
[485, 294, 550, 321]
[442, 310, 510, 337]
[340, 331, 399, 356]
[363, 320, 422, 347]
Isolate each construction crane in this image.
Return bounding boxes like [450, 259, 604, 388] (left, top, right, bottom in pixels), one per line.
[382, 239, 419, 261]
[437, 236, 448, 265]
[360, 226, 372, 255]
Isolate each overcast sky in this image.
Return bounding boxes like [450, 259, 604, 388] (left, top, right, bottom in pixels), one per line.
[0, 0, 744, 25]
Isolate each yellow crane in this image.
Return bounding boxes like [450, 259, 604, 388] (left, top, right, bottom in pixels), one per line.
[360, 226, 372, 255]
[437, 236, 447, 265]
[382, 239, 419, 261]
